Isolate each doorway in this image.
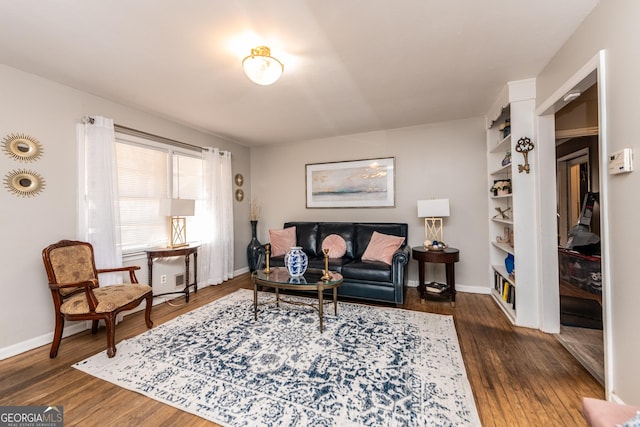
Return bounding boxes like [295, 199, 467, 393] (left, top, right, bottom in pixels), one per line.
[556, 131, 604, 385]
[536, 51, 611, 393]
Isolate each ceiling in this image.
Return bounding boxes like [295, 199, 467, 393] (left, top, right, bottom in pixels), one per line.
[0, 1, 599, 147]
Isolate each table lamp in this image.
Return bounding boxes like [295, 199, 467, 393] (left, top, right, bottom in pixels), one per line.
[160, 198, 195, 248]
[417, 199, 450, 248]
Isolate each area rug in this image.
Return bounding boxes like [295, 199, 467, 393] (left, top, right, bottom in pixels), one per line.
[73, 289, 481, 426]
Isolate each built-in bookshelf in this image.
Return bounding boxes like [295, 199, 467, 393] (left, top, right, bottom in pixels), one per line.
[486, 79, 539, 328]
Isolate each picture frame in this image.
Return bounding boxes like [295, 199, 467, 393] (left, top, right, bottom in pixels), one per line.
[305, 157, 395, 208]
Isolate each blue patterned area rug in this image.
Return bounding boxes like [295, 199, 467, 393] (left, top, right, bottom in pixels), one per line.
[73, 289, 481, 426]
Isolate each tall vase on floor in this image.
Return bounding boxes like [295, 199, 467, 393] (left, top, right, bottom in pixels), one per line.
[247, 220, 263, 272]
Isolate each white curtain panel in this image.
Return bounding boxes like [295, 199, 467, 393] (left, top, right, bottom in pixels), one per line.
[200, 148, 234, 285]
[76, 116, 123, 286]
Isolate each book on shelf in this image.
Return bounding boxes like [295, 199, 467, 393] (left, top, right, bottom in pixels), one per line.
[425, 282, 449, 294]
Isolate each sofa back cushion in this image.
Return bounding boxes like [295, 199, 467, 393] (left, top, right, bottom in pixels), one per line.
[318, 223, 356, 259]
[269, 226, 297, 257]
[284, 222, 319, 257]
[355, 223, 408, 259]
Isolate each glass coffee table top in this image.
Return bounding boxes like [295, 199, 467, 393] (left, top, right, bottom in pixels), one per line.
[253, 267, 343, 287]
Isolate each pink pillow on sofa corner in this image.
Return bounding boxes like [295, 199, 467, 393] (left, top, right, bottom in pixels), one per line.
[269, 226, 296, 257]
[321, 234, 347, 258]
[361, 231, 405, 265]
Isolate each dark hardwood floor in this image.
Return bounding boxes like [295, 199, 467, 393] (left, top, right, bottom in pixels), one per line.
[0, 274, 603, 426]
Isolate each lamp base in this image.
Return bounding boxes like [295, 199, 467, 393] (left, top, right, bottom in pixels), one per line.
[169, 216, 188, 248]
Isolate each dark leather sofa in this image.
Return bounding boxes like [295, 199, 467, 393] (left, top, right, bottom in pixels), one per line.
[269, 222, 410, 305]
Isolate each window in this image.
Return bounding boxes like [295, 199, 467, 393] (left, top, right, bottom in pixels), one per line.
[115, 133, 203, 253]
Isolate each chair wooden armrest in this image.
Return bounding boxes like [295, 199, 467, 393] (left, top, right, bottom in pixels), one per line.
[49, 279, 100, 311]
[97, 265, 141, 283]
[48, 279, 98, 291]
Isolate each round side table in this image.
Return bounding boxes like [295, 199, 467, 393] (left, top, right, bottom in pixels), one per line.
[411, 246, 460, 306]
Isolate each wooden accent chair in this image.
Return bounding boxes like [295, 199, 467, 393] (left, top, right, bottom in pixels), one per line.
[42, 240, 153, 358]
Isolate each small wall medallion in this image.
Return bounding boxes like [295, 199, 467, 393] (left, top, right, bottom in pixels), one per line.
[2, 133, 44, 162]
[234, 173, 244, 187]
[4, 169, 46, 197]
[235, 188, 245, 201]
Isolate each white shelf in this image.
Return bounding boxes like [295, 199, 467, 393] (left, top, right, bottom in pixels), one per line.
[490, 163, 512, 176]
[492, 264, 515, 285]
[490, 134, 511, 153]
[491, 241, 515, 255]
[491, 193, 512, 199]
[491, 217, 513, 225]
[491, 288, 516, 321]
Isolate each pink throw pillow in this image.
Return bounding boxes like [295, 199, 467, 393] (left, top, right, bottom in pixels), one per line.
[321, 234, 347, 258]
[269, 227, 296, 257]
[361, 231, 405, 265]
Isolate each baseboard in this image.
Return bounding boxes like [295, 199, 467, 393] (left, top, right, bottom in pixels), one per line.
[1, 274, 248, 361]
[407, 280, 491, 295]
[0, 322, 88, 361]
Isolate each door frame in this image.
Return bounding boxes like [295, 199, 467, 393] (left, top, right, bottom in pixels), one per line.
[535, 50, 611, 395]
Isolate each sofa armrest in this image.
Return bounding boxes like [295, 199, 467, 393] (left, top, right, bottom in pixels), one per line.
[388, 246, 410, 305]
[392, 246, 410, 266]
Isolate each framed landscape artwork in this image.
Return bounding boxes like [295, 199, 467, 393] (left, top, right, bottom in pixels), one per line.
[305, 157, 395, 208]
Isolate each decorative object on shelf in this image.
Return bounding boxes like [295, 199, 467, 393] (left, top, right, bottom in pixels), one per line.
[234, 173, 244, 187]
[159, 198, 195, 248]
[490, 179, 511, 196]
[2, 133, 43, 162]
[493, 206, 512, 220]
[242, 46, 284, 86]
[263, 244, 272, 274]
[284, 246, 308, 278]
[321, 248, 331, 281]
[3, 168, 45, 197]
[499, 118, 511, 139]
[496, 226, 511, 244]
[246, 220, 263, 272]
[501, 151, 512, 166]
[306, 157, 395, 208]
[417, 198, 450, 249]
[505, 253, 515, 276]
[516, 137, 535, 174]
[235, 188, 244, 201]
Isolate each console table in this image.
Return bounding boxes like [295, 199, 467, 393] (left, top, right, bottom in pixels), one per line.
[412, 246, 460, 306]
[146, 244, 199, 303]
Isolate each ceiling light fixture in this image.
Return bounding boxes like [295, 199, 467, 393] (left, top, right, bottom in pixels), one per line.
[242, 46, 284, 85]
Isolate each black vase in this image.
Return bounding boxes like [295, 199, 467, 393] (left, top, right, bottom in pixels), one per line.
[246, 220, 264, 272]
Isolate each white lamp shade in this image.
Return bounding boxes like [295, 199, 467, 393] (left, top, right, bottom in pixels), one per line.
[160, 198, 195, 217]
[417, 199, 450, 218]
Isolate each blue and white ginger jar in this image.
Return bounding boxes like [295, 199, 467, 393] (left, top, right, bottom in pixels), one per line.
[284, 246, 308, 278]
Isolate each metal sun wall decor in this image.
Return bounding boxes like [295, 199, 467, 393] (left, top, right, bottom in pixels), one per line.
[2, 133, 44, 162]
[4, 169, 46, 198]
[2, 132, 46, 198]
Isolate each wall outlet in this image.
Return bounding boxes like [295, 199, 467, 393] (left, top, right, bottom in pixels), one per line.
[160, 274, 167, 284]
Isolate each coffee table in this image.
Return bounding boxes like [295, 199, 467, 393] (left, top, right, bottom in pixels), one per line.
[252, 267, 343, 332]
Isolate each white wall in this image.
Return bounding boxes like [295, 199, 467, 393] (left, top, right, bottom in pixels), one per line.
[250, 117, 489, 290]
[0, 65, 251, 358]
[535, 0, 640, 403]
